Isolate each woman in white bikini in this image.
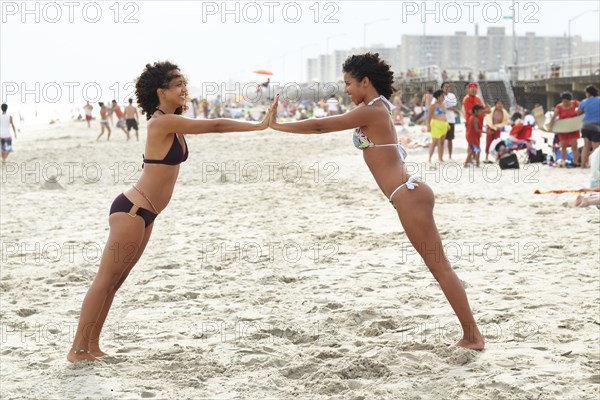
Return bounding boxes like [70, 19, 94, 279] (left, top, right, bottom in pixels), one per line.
[269, 53, 484, 350]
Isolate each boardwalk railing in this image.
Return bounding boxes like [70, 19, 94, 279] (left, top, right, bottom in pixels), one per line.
[511, 55, 600, 81]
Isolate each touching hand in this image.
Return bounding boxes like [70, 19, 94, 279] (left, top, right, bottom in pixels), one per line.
[268, 94, 280, 128]
[258, 111, 269, 130]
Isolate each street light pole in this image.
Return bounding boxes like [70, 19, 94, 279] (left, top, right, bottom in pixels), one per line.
[512, 0, 517, 83]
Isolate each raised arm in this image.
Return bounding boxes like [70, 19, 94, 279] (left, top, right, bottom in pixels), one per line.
[269, 95, 377, 134]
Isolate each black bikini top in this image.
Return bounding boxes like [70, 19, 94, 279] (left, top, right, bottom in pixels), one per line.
[143, 134, 189, 166]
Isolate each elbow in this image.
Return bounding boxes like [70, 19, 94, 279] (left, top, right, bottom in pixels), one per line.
[213, 120, 224, 133]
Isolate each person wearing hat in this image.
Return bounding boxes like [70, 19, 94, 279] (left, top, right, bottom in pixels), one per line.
[462, 82, 490, 143]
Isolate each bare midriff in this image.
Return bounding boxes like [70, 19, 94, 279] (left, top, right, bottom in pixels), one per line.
[123, 165, 181, 214]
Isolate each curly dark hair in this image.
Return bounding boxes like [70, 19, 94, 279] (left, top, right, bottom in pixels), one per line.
[135, 61, 185, 120]
[342, 53, 395, 99]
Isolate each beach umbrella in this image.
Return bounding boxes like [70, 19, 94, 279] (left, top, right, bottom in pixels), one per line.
[253, 69, 274, 75]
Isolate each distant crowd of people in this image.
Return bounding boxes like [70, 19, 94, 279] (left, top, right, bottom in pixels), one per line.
[81, 99, 140, 142]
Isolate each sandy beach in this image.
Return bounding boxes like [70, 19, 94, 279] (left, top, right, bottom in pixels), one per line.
[0, 118, 598, 400]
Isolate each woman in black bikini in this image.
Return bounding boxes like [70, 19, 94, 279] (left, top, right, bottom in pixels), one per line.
[68, 61, 275, 362]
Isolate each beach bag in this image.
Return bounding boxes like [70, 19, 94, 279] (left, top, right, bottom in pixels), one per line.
[528, 149, 545, 163]
[499, 153, 519, 169]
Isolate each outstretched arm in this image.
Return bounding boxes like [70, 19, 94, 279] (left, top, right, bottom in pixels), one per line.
[269, 95, 380, 134]
[151, 103, 274, 134]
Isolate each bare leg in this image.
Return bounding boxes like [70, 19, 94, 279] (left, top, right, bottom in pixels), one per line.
[581, 138, 591, 168]
[578, 195, 600, 207]
[97, 126, 104, 141]
[393, 182, 484, 350]
[571, 138, 580, 166]
[88, 223, 154, 357]
[428, 138, 438, 163]
[107, 127, 112, 141]
[447, 139, 453, 159]
[121, 127, 130, 140]
[438, 135, 446, 162]
[464, 150, 472, 167]
[559, 140, 568, 166]
[572, 194, 585, 207]
[66, 214, 145, 363]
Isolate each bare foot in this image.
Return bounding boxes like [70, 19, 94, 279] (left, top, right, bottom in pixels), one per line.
[66, 349, 97, 363]
[89, 349, 108, 358]
[456, 337, 485, 351]
[572, 195, 584, 207]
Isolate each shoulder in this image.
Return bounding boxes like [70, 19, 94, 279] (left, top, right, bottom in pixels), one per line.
[348, 103, 388, 124]
[147, 116, 174, 135]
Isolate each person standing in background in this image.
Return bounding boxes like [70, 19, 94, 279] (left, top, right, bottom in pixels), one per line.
[112, 100, 131, 140]
[124, 98, 140, 142]
[441, 82, 460, 159]
[83, 101, 93, 128]
[97, 102, 112, 141]
[577, 85, 600, 168]
[549, 92, 580, 168]
[0, 103, 17, 164]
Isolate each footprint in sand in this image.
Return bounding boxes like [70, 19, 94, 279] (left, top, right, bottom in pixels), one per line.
[434, 346, 479, 365]
[358, 319, 400, 337]
[16, 308, 37, 317]
[335, 357, 391, 379]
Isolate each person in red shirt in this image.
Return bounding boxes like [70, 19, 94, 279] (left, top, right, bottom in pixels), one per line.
[549, 92, 580, 167]
[462, 82, 490, 143]
[465, 104, 484, 167]
[112, 100, 131, 140]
